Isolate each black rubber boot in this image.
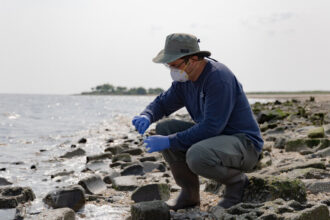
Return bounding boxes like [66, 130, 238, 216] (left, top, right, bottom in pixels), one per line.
[166, 162, 200, 211]
[217, 169, 249, 209]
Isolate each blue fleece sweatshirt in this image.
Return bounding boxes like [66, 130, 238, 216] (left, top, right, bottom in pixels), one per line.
[141, 60, 264, 152]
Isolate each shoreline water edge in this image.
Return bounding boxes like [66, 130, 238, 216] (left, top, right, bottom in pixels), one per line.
[0, 94, 329, 219]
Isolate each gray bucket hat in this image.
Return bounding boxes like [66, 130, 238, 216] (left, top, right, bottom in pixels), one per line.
[152, 33, 211, 64]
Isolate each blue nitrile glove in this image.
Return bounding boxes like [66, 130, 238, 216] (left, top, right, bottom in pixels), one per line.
[144, 135, 170, 153]
[132, 115, 150, 134]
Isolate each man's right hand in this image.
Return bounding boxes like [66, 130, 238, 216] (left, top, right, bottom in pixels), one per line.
[132, 115, 150, 134]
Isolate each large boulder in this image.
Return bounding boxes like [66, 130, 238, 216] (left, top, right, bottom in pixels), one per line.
[112, 153, 132, 163]
[210, 198, 329, 220]
[0, 186, 35, 208]
[243, 175, 307, 203]
[85, 160, 109, 172]
[142, 161, 166, 173]
[303, 179, 330, 194]
[112, 176, 138, 191]
[131, 184, 170, 203]
[78, 175, 107, 195]
[257, 109, 289, 124]
[308, 127, 325, 138]
[121, 164, 145, 176]
[131, 200, 170, 220]
[43, 185, 85, 212]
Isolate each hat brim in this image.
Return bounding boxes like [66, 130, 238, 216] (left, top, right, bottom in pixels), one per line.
[152, 49, 211, 64]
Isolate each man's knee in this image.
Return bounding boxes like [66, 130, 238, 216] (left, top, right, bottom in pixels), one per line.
[186, 145, 215, 175]
[155, 120, 171, 135]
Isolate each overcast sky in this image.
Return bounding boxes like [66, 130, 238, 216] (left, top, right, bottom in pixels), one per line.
[0, 0, 329, 94]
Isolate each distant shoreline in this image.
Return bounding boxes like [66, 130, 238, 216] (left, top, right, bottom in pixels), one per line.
[246, 91, 330, 95]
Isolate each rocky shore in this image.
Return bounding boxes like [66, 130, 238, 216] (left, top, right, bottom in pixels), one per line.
[0, 95, 329, 219]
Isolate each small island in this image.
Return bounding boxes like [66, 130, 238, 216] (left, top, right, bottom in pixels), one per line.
[81, 83, 165, 95]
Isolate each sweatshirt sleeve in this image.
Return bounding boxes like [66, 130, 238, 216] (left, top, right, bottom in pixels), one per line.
[168, 76, 236, 151]
[140, 82, 184, 123]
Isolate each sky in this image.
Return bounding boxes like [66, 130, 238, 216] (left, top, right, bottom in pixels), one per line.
[0, 0, 329, 94]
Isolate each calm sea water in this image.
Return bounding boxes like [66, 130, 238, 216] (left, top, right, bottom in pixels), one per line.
[0, 94, 265, 219]
[0, 94, 157, 160]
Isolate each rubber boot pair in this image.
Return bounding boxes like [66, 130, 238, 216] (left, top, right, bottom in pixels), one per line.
[166, 162, 200, 211]
[217, 169, 249, 209]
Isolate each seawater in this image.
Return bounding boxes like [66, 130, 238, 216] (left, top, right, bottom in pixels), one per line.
[0, 94, 266, 219]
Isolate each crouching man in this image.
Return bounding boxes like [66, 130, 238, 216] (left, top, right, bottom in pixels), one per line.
[132, 33, 263, 210]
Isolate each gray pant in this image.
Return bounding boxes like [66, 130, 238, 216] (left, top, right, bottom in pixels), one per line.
[156, 119, 260, 182]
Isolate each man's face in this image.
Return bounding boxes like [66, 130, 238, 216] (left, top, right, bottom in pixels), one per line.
[167, 56, 202, 81]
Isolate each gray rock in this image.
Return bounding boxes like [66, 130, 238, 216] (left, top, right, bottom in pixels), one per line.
[121, 164, 145, 176]
[283, 203, 329, 220]
[265, 126, 286, 135]
[43, 185, 85, 212]
[308, 127, 325, 138]
[110, 161, 124, 168]
[139, 156, 157, 162]
[78, 138, 87, 144]
[105, 144, 129, 155]
[51, 170, 74, 179]
[0, 186, 35, 208]
[60, 148, 86, 158]
[311, 147, 330, 158]
[243, 175, 307, 203]
[112, 153, 132, 163]
[285, 168, 330, 179]
[303, 179, 330, 194]
[131, 200, 170, 220]
[86, 153, 112, 163]
[257, 109, 288, 124]
[0, 177, 12, 186]
[120, 161, 140, 169]
[78, 174, 106, 195]
[112, 176, 138, 191]
[272, 159, 326, 174]
[131, 184, 170, 203]
[142, 161, 166, 173]
[285, 139, 312, 152]
[103, 169, 121, 184]
[122, 148, 143, 156]
[210, 199, 329, 220]
[36, 208, 75, 220]
[85, 160, 109, 172]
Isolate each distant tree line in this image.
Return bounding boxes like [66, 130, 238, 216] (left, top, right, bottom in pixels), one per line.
[81, 83, 164, 95]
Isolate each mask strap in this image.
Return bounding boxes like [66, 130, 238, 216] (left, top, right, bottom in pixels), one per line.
[180, 60, 190, 73]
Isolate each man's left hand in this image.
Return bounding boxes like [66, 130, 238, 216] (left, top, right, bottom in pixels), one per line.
[144, 135, 170, 153]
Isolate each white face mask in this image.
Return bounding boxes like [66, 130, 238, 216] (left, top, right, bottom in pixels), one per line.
[170, 68, 189, 82]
